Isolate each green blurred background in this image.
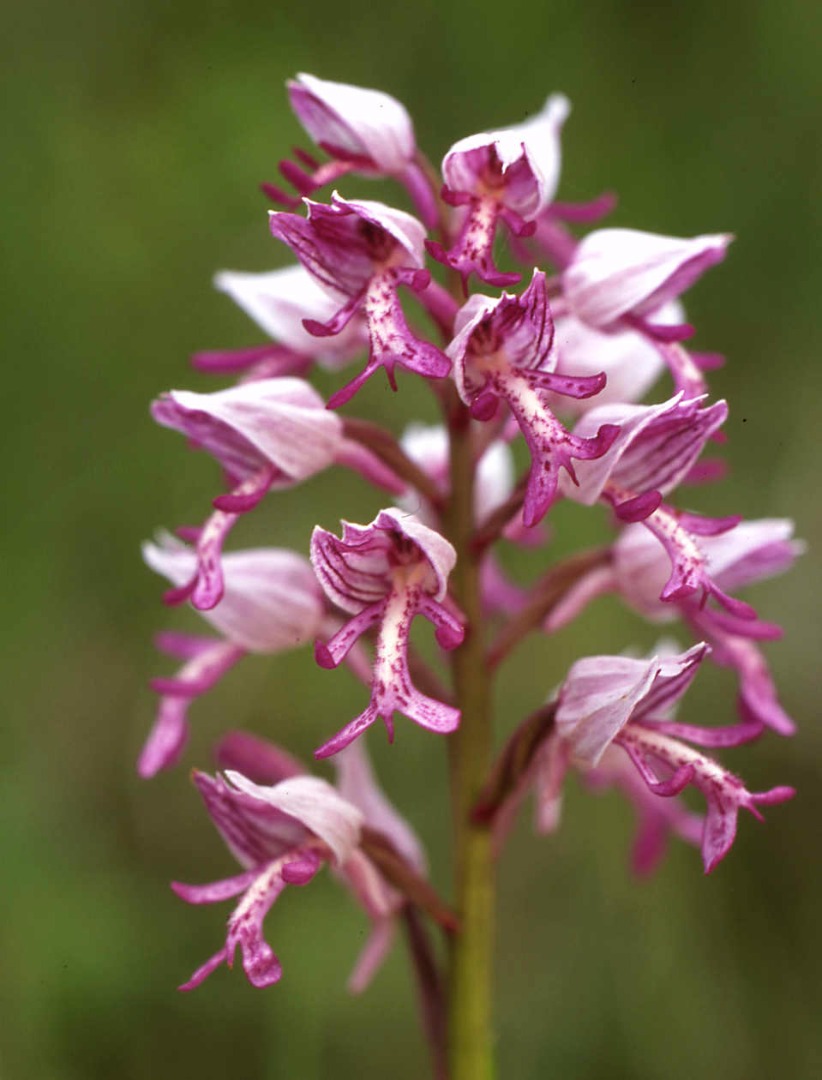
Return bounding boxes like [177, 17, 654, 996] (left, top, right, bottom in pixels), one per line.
[2, 1, 821, 1077]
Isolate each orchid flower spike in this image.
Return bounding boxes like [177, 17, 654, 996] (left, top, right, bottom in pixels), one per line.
[310, 509, 465, 757]
[428, 94, 570, 287]
[139, 537, 324, 777]
[269, 193, 450, 407]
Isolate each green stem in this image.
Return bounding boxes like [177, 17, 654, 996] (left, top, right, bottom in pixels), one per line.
[445, 396, 496, 1080]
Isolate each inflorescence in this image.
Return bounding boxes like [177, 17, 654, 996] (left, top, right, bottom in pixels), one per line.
[142, 74, 799, 994]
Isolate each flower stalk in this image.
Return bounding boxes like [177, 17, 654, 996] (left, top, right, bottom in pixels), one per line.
[445, 393, 496, 1080]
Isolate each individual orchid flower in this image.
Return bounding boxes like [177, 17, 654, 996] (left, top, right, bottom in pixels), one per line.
[427, 94, 570, 287]
[139, 536, 324, 777]
[269, 193, 450, 407]
[562, 228, 732, 395]
[192, 265, 368, 379]
[448, 269, 619, 527]
[562, 393, 728, 511]
[278, 74, 440, 230]
[310, 508, 465, 757]
[553, 644, 794, 871]
[547, 519, 802, 739]
[213, 731, 428, 993]
[553, 393, 755, 617]
[488, 724, 705, 876]
[151, 378, 402, 608]
[289, 74, 416, 178]
[173, 770, 364, 989]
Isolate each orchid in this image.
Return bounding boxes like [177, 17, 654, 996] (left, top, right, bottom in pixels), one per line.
[173, 769, 364, 989]
[546, 517, 803, 738]
[269, 193, 450, 406]
[479, 644, 794, 874]
[142, 75, 798, 1080]
[310, 508, 464, 757]
[174, 731, 436, 993]
[151, 377, 402, 608]
[139, 535, 324, 777]
[427, 95, 570, 287]
[448, 270, 619, 526]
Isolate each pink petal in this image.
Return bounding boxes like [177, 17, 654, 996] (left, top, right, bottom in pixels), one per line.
[144, 536, 324, 653]
[563, 228, 732, 329]
[556, 643, 708, 766]
[213, 265, 367, 366]
[288, 74, 415, 174]
[223, 772, 364, 866]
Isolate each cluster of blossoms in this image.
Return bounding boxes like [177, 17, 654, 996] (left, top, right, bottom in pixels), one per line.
[143, 74, 798, 1010]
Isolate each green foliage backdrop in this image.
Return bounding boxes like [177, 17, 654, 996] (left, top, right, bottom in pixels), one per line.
[2, 2, 820, 1077]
